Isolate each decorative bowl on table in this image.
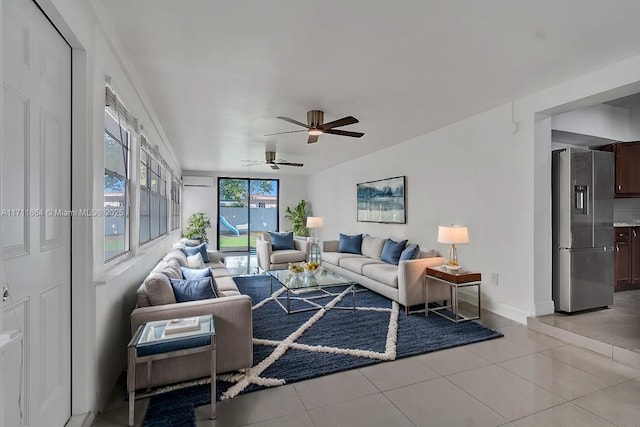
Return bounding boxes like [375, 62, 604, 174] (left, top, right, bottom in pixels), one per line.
[288, 263, 304, 274]
[304, 261, 320, 277]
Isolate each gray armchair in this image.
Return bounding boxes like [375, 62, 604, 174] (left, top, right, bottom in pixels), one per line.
[256, 232, 310, 271]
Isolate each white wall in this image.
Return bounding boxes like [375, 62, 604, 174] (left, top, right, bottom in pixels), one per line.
[310, 103, 534, 322]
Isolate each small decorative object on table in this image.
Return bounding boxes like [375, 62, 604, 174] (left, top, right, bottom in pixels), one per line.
[165, 316, 200, 335]
[304, 261, 320, 277]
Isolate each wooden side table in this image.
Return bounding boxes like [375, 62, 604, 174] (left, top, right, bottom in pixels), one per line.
[127, 315, 216, 426]
[425, 266, 481, 323]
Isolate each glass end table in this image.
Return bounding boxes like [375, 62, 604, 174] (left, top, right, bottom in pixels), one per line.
[127, 315, 216, 426]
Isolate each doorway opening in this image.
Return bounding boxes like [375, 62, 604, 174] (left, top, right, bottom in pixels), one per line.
[217, 178, 279, 252]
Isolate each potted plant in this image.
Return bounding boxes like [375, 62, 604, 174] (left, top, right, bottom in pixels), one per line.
[184, 212, 212, 243]
[285, 200, 309, 237]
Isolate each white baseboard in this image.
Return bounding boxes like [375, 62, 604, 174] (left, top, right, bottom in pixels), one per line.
[457, 291, 529, 325]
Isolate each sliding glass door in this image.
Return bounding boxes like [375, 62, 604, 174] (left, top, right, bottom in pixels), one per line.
[217, 178, 279, 252]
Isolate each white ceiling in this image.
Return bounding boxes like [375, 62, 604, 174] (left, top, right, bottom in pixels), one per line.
[95, 0, 640, 175]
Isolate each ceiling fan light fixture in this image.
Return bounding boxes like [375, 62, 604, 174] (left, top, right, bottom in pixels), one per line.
[308, 128, 323, 136]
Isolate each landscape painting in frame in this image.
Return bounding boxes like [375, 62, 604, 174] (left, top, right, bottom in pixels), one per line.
[357, 176, 406, 223]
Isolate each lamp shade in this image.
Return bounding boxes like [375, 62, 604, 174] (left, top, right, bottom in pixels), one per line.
[437, 225, 469, 244]
[306, 217, 324, 228]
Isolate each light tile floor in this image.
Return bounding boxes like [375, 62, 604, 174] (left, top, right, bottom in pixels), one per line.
[94, 256, 640, 426]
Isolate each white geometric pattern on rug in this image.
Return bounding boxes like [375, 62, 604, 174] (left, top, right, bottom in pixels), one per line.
[217, 285, 400, 400]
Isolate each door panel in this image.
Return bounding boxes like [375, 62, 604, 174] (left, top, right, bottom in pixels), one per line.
[570, 249, 614, 312]
[570, 150, 594, 248]
[2, 1, 71, 426]
[592, 151, 614, 248]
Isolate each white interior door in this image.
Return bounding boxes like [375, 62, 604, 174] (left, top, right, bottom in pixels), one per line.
[2, 0, 71, 426]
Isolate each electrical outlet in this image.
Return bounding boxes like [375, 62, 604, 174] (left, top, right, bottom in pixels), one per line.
[491, 273, 499, 286]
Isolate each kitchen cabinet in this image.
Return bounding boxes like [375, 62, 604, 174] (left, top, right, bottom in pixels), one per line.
[598, 142, 640, 197]
[614, 226, 640, 291]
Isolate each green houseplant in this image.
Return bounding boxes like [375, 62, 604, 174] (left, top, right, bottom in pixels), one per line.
[184, 212, 212, 243]
[285, 200, 309, 237]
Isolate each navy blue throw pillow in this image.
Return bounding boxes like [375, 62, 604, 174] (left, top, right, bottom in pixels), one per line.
[399, 243, 420, 261]
[180, 266, 211, 280]
[338, 233, 363, 254]
[269, 231, 295, 250]
[381, 239, 408, 265]
[184, 243, 210, 263]
[169, 277, 217, 302]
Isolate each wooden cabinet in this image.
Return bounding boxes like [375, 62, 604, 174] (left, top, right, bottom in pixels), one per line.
[614, 227, 630, 289]
[598, 142, 640, 197]
[614, 226, 640, 291]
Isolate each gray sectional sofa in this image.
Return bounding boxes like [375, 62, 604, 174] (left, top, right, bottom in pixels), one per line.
[322, 234, 449, 314]
[130, 240, 252, 390]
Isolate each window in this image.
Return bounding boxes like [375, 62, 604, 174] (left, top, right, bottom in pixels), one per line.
[171, 177, 180, 230]
[104, 110, 130, 261]
[139, 144, 168, 244]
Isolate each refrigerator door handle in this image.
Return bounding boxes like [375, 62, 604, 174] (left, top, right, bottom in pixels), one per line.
[559, 246, 613, 253]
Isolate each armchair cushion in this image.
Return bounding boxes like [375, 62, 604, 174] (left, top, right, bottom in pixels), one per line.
[169, 277, 218, 302]
[268, 231, 295, 250]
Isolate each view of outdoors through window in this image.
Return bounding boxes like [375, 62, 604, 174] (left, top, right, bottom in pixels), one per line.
[104, 110, 129, 261]
[218, 178, 279, 251]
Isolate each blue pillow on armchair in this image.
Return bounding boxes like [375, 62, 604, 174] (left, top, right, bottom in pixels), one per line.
[338, 233, 363, 254]
[183, 243, 210, 263]
[268, 231, 295, 250]
[381, 239, 408, 265]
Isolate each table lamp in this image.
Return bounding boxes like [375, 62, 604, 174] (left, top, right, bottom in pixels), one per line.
[306, 217, 324, 243]
[437, 225, 469, 270]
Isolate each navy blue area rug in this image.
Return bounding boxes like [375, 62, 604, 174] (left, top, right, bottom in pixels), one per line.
[142, 274, 502, 426]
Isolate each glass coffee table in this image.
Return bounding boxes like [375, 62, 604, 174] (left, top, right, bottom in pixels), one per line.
[267, 268, 357, 314]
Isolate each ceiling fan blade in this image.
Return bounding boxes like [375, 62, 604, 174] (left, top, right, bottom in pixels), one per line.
[323, 129, 364, 138]
[275, 162, 304, 167]
[308, 134, 319, 144]
[320, 116, 359, 130]
[270, 164, 279, 170]
[264, 129, 308, 136]
[277, 116, 309, 128]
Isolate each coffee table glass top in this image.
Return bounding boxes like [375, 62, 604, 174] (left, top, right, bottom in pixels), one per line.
[267, 268, 354, 290]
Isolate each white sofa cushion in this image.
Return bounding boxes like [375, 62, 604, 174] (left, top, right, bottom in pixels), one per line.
[361, 235, 386, 259]
[321, 251, 361, 266]
[340, 256, 385, 274]
[362, 263, 399, 288]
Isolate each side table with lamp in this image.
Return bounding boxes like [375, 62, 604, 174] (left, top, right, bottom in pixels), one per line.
[427, 225, 481, 322]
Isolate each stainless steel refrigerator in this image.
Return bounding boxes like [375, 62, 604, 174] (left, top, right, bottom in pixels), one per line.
[552, 148, 614, 313]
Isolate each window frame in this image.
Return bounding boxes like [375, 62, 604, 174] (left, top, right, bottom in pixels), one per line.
[103, 109, 131, 262]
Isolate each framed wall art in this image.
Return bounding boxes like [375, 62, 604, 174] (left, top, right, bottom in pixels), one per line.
[356, 176, 406, 224]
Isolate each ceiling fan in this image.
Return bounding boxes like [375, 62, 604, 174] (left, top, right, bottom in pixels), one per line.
[266, 110, 365, 144]
[242, 151, 304, 170]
